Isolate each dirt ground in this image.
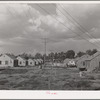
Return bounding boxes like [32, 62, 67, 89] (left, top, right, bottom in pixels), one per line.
[0, 66, 100, 90]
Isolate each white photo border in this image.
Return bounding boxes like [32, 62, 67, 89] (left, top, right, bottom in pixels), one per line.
[0, 1, 100, 99]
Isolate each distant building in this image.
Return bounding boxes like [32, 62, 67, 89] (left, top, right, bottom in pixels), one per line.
[0, 54, 18, 67]
[17, 56, 28, 67]
[39, 59, 43, 64]
[76, 54, 90, 68]
[34, 59, 39, 65]
[37, 59, 43, 65]
[64, 58, 76, 67]
[28, 58, 35, 66]
[76, 52, 100, 72]
[85, 52, 100, 72]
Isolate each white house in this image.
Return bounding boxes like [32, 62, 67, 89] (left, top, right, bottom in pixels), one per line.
[78, 52, 100, 72]
[37, 59, 42, 65]
[0, 54, 18, 67]
[34, 59, 39, 65]
[64, 58, 76, 67]
[39, 59, 43, 64]
[76, 54, 90, 69]
[17, 56, 27, 67]
[28, 58, 35, 66]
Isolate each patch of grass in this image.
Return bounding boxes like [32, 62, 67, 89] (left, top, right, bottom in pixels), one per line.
[62, 79, 92, 90]
[0, 69, 28, 74]
[0, 80, 8, 85]
[13, 78, 40, 90]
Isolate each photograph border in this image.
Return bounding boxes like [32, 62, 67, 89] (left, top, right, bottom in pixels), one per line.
[0, 0, 100, 99]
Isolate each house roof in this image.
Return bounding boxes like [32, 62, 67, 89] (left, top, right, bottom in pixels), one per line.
[5, 54, 17, 60]
[28, 58, 36, 62]
[34, 59, 37, 62]
[17, 56, 27, 60]
[85, 51, 100, 61]
[37, 59, 41, 62]
[75, 54, 90, 62]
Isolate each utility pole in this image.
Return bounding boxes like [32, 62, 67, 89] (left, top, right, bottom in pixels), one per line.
[44, 38, 47, 68]
[42, 37, 47, 68]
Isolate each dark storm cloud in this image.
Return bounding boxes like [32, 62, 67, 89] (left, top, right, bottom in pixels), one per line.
[0, 3, 100, 54]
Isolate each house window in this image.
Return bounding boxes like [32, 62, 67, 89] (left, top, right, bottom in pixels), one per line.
[5, 61, 8, 65]
[0, 61, 2, 65]
[83, 61, 85, 66]
[30, 62, 32, 64]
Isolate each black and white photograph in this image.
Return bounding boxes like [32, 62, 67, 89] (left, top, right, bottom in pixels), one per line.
[0, 1, 100, 91]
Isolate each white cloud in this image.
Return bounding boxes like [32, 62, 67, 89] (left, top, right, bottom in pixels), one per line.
[89, 38, 100, 43]
[0, 3, 100, 54]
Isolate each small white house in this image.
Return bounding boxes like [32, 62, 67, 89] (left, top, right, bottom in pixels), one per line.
[37, 59, 42, 65]
[34, 59, 39, 65]
[0, 54, 18, 67]
[39, 59, 43, 64]
[28, 58, 35, 66]
[77, 52, 100, 72]
[64, 58, 76, 67]
[17, 56, 27, 67]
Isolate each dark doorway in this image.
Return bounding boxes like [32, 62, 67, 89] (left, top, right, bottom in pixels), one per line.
[99, 62, 100, 68]
[14, 60, 18, 67]
[26, 61, 28, 66]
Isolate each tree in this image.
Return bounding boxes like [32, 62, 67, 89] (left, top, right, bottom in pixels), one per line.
[86, 49, 92, 55]
[59, 52, 66, 61]
[54, 52, 58, 59]
[19, 53, 29, 59]
[77, 51, 85, 57]
[86, 49, 97, 56]
[48, 52, 55, 61]
[66, 50, 75, 59]
[91, 49, 97, 55]
[35, 53, 43, 59]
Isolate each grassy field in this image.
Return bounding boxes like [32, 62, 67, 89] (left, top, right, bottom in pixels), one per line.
[0, 66, 100, 90]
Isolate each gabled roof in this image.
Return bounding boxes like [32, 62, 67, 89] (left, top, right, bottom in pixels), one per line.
[34, 59, 39, 63]
[37, 59, 41, 62]
[5, 54, 17, 60]
[39, 59, 43, 62]
[17, 56, 27, 60]
[85, 51, 100, 61]
[75, 54, 90, 62]
[28, 58, 35, 61]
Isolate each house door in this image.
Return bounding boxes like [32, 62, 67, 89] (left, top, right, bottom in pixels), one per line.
[26, 61, 28, 66]
[99, 62, 100, 68]
[14, 60, 18, 67]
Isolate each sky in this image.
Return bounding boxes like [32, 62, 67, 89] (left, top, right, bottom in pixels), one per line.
[0, 3, 100, 55]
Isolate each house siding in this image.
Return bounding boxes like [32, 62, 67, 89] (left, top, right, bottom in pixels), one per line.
[17, 57, 26, 67]
[0, 55, 14, 67]
[28, 59, 35, 66]
[87, 55, 100, 72]
[76, 55, 90, 68]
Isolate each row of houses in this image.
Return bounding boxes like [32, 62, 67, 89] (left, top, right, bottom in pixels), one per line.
[64, 51, 100, 72]
[0, 54, 43, 67]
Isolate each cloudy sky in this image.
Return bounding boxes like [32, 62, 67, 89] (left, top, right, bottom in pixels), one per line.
[0, 3, 100, 55]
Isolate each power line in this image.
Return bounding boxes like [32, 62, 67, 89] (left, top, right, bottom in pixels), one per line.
[57, 4, 100, 47]
[51, 4, 100, 48]
[36, 4, 100, 49]
[7, 4, 100, 49]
